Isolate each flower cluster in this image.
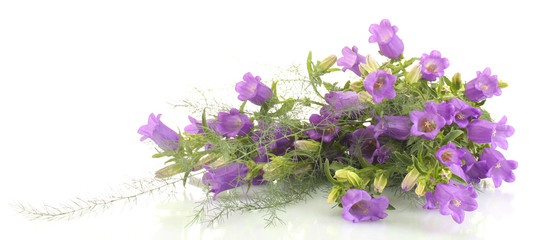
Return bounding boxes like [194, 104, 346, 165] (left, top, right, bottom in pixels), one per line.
[139, 19, 516, 225]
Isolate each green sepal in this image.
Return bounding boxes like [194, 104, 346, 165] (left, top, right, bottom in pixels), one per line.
[324, 159, 340, 185]
[387, 204, 396, 210]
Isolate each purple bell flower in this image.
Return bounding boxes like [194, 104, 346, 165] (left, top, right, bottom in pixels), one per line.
[479, 148, 518, 188]
[363, 70, 397, 103]
[460, 147, 490, 183]
[425, 101, 455, 125]
[435, 142, 464, 167]
[464, 68, 501, 102]
[374, 115, 410, 140]
[409, 108, 446, 140]
[448, 98, 482, 128]
[492, 116, 515, 150]
[251, 121, 292, 155]
[341, 189, 389, 222]
[368, 19, 404, 59]
[423, 192, 438, 210]
[184, 116, 204, 134]
[321, 91, 368, 118]
[305, 114, 340, 142]
[349, 125, 379, 163]
[419, 50, 449, 81]
[138, 113, 180, 151]
[216, 108, 254, 137]
[434, 182, 478, 224]
[235, 72, 273, 106]
[337, 46, 366, 76]
[202, 162, 250, 200]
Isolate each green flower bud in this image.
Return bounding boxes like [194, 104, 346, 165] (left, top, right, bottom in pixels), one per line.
[155, 163, 185, 178]
[498, 80, 508, 88]
[401, 168, 420, 191]
[294, 140, 321, 152]
[317, 55, 337, 72]
[405, 63, 422, 84]
[327, 185, 342, 204]
[373, 171, 388, 193]
[350, 81, 363, 92]
[358, 91, 374, 104]
[452, 72, 462, 91]
[334, 169, 362, 187]
[359, 54, 379, 74]
[415, 179, 426, 197]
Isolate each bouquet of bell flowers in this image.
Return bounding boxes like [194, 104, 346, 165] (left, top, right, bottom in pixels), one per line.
[137, 19, 516, 225]
[18, 19, 515, 226]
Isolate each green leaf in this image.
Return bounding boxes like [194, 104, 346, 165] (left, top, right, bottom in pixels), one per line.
[451, 174, 468, 186]
[387, 204, 396, 210]
[393, 152, 412, 165]
[440, 130, 463, 146]
[324, 159, 340, 185]
[267, 98, 295, 117]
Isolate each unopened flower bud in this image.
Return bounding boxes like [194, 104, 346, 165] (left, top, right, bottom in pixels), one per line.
[373, 171, 388, 193]
[334, 169, 362, 187]
[452, 72, 462, 91]
[318, 55, 337, 72]
[155, 163, 184, 178]
[358, 91, 373, 103]
[415, 180, 426, 197]
[327, 185, 342, 204]
[350, 81, 363, 92]
[359, 54, 379, 74]
[498, 80, 508, 88]
[401, 168, 420, 191]
[405, 63, 422, 84]
[294, 140, 320, 152]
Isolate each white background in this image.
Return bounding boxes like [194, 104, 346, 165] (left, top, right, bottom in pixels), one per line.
[1, 0, 541, 239]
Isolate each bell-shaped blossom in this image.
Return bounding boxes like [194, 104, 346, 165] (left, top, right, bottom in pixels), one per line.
[423, 192, 438, 210]
[419, 50, 449, 81]
[321, 91, 368, 118]
[460, 147, 490, 183]
[202, 162, 250, 200]
[337, 46, 366, 76]
[235, 72, 272, 106]
[368, 19, 404, 59]
[425, 101, 455, 125]
[434, 182, 478, 223]
[216, 108, 253, 137]
[363, 70, 397, 103]
[435, 142, 464, 167]
[479, 148, 518, 188]
[372, 143, 391, 164]
[184, 116, 204, 134]
[305, 113, 340, 142]
[349, 125, 379, 163]
[467, 116, 514, 150]
[251, 121, 291, 155]
[492, 116, 515, 150]
[409, 109, 446, 140]
[448, 98, 482, 128]
[374, 115, 410, 140]
[138, 113, 180, 151]
[341, 189, 389, 222]
[464, 68, 501, 102]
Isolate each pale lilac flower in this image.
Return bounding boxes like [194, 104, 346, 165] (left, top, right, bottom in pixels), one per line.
[425, 101, 455, 125]
[337, 46, 366, 76]
[368, 19, 404, 59]
[305, 114, 340, 142]
[374, 115, 410, 140]
[138, 113, 179, 151]
[349, 125, 379, 163]
[492, 116, 515, 150]
[341, 189, 389, 222]
[409, 108, 446, 140]
[466, 119, 495, 144]
[435, 142, 464, 167]
[251, 121, 291, 155]
[363, 70, 397, 103]
[448, 98, 482, 128]
[464, 68, 501, 102]
[479, 148, 518, 188]
[419, 50, 449, 81]
[202, 162, 250, 200]
[321, 91, 368, 118]
[235, 72, 272, 106]
[460, 147, 490, 183]
[216, 108, 253, 137]
[434, 182, 478, 223]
